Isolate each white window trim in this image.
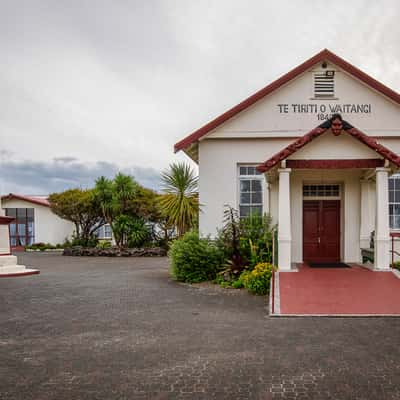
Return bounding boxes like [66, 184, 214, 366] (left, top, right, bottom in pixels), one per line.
[237, 164, 265, 217]
[389, 174, 400, 231]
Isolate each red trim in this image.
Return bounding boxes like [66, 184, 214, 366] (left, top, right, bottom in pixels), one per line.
[0, 216, 15, 225]
[0, 270, 40, 278]
[346, 127, 400, 166]
[257, 126, 327, 172]
[0, 253, 12, 256]
[1, 193, 50, 207]
[286, 159, 385, 169]
[174, 49, 400, 152]
[257, 123, 400, 172]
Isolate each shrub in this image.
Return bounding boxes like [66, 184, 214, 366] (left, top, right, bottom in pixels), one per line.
[215, 205, 246, 278]
[216, 206, 276, 278]
[240, 262, 275, 295]
[231, 278, 244, 289]
[239, 213, 275, 269]
[128, 218, 150, 248]
[61, 238, 72, 248]
[26, 242, 56, 251]
[169, 231, 224, 283]
[71, 233, 99, 248]
[392, 261, 400, 271]
[96, 240, 112, 249]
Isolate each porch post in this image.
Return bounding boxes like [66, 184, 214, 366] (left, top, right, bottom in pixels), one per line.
[278, 168, 291, 270]
[375, 167, 390, 270]
[360, 179, 372, 249]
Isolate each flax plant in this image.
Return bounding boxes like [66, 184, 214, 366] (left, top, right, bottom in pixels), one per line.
[160, 162, 199, 237]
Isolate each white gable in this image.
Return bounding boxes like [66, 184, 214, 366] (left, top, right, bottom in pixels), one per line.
[206, 61, 400, 139]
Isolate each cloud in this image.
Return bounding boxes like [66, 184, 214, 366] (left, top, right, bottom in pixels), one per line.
[1, 0, 400, 178]
[53, 156, 78, 163]
[0, 157, 162, 195]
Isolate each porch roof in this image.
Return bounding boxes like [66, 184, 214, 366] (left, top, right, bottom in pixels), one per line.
[256, 119, 400, 173]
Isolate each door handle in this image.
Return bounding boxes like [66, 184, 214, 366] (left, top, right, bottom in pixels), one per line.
[318, 237, 320, 244]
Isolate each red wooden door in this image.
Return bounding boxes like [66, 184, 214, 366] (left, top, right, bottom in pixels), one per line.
[303, 200, 340, 263]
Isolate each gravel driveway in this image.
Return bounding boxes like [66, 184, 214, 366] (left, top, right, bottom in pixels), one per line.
[1, 252, 399, 399]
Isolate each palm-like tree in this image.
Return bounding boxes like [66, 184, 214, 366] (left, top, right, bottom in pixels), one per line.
[160, 162, 199, 237]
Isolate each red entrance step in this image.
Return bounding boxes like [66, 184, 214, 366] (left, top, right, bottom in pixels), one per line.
[277, 264, 400, 316]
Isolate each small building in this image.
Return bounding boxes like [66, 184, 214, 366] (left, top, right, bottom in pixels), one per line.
[1, 193, 114, 250]
[174, 49, 400, 270]
[1, 194, 74, 249]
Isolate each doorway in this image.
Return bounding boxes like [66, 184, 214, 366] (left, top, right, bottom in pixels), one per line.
[303, 200, 340, 263]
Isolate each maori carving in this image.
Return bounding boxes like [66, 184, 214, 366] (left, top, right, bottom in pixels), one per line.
[346, 127, 400, 166]
[257, 114, 400, 172]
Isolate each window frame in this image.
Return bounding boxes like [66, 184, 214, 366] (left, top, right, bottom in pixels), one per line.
[5, 207, 35, 246]
[237, 165, 264, 218]
[389, 174, 400, 231]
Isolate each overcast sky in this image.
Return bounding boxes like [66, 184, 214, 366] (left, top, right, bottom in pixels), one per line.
[1, 0, 400, 194]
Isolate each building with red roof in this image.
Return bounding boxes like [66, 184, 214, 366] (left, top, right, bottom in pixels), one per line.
[175, 49, 400, 270]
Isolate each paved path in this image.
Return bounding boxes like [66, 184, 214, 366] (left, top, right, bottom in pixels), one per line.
[279, 264, 400, 315]
[1, 253, 400, 399]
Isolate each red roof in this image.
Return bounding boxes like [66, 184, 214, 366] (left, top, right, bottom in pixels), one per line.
[1, 193, 50, 207]
[257, 120, 400, 173]
[174, 49, 400, 153]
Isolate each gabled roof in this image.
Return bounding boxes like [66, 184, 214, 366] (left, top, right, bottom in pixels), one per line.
[1, 193, 50, 207]
[174, 49, 400, 154]
[256, 119, 400, 173]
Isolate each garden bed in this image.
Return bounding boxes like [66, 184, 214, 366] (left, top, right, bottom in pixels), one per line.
[63, 246, 167, 257]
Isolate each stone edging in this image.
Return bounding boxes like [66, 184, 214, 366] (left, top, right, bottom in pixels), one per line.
[63, 246, 167, 257]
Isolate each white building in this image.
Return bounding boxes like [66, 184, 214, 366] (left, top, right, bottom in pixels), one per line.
[1, 193, 113, 250]
[175, 49, 400, 271]
[1, 194, 74, 249]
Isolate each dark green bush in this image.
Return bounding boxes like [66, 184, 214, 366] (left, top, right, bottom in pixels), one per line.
[26, 242, 55, 251]
[71, 233, 99, 248]
[239, 213, 275, 269]
[169, 232, 224, 283]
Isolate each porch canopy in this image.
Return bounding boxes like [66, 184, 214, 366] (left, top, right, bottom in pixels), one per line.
[257, 117, 400, 271]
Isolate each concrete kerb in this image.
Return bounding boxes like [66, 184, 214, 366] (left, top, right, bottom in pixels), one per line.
[269, 270, 281, 316]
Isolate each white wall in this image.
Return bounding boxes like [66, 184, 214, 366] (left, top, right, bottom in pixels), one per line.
[0, 224, 11, 253]
[198, 138, 293, 236]
[205, 61, 400, 138]
[1, 199, 74, 245]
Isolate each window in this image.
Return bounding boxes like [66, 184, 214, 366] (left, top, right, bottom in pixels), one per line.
[239, 165, 263, 217]
[389, 174, 400, 229]
[96, 224, 112, 239]
[5, 208, 35, 247]
[303, 184, 340, 198]
[104, 224, 112, 238]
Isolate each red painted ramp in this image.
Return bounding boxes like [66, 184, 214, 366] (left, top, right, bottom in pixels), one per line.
[279, 265, 400, 315]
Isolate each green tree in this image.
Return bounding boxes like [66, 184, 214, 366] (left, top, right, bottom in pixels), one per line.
[48, 189, 104, 245]
[160, 162, 199, 237]
[94, 173, 153, 248]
